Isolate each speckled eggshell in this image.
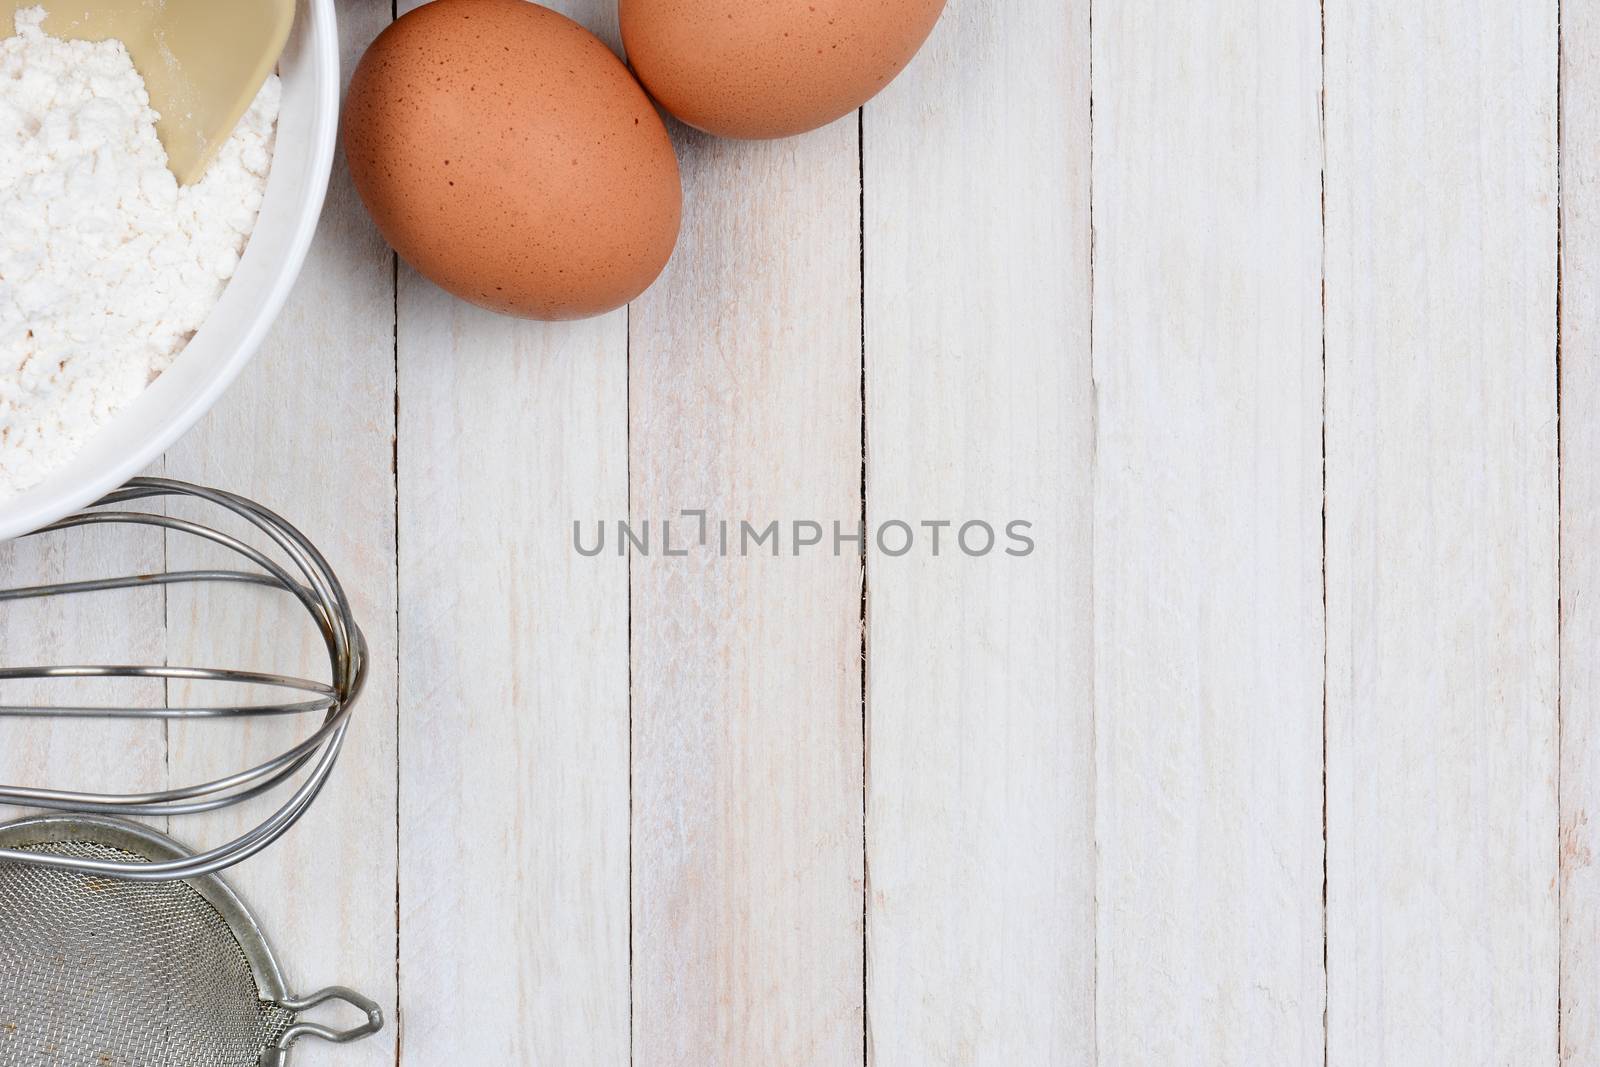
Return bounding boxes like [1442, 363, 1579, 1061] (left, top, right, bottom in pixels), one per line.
[343, 0, 682, 320]
[619, 0, 947, 139]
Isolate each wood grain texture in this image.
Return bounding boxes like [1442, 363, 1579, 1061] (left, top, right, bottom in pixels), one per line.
[394, 4, 631, 1064]
[1563, 3, 1600, 1062]
[628, 122, 864, 1064]
[861, 0, 1094, 1063]
[397, 292, 630, 1065]
[1092, 1, 1326, 1062]
[1325, 3, 1560, 1061]
[161, 3, 399, 1064]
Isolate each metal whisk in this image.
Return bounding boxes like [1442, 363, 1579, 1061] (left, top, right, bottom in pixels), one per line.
[0, 477, 366, 881]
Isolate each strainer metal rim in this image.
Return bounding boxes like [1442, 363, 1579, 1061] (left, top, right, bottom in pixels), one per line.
[0, 814, 382, 1066]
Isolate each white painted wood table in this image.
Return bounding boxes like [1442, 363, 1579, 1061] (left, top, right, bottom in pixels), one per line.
[1, 0, 1591, 1063]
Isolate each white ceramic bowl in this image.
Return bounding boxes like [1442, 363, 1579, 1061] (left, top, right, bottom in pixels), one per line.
[0, 0, 339, 541]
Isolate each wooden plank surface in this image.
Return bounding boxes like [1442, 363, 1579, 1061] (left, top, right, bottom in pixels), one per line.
[1564, 3, 1600, 1061]
[1091, 2, 1326, 1062]
[7, 4, 1591, 1064]
[160, 3, 400, 1065]
[393, 2, 632, 1064]
[396, 291, 631, 1065]
[1325, 3, 1560, 1061]
[861, 0, 1095, 1063]
[628, 121, 864, 1063]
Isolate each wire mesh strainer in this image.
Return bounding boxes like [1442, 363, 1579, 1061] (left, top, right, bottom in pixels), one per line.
[0, 477, 366, 881]
[0, 814, 382, 1067]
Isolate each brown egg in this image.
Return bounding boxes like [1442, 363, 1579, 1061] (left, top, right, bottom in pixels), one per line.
[619, 0, 947, 139]
[343, 0, 682, 320]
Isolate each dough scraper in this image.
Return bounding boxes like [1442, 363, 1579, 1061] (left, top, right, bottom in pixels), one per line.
[2, 0, 295, 184]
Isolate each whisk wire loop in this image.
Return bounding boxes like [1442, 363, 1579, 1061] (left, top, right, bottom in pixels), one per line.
[0, 477, 367, 880]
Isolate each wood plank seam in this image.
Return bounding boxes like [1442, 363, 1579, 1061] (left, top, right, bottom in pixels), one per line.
[1088, 3, 1100, 1062]
[627, 297, 634, 1067]
[858, 105, 870, 1067]
[391, 241, 402, 1067]
[1556, 0, 1566, 1058]
[1320, 2, 1330, 1063]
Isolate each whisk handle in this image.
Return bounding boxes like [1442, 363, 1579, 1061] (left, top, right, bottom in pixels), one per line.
[261, 986, 385, 1065]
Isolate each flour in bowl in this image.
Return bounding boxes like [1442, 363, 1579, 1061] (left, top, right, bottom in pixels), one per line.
[0, 7, 280, 498]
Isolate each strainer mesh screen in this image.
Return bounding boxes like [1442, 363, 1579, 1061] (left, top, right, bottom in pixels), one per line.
[0, 840, 294, 1067]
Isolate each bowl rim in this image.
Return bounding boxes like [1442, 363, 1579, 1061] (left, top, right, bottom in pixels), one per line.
[0, 0, 340, 542]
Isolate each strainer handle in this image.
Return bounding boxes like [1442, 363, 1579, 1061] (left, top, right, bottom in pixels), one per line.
[259, 986, 385, 1066]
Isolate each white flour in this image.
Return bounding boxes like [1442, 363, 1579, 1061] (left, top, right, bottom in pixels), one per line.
[0, 7, 279, 498]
